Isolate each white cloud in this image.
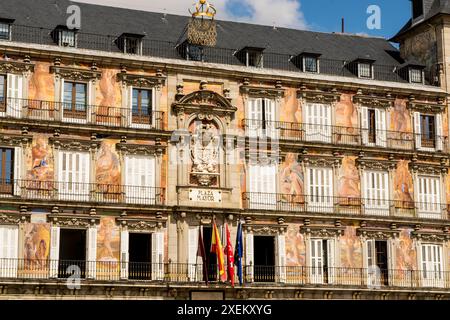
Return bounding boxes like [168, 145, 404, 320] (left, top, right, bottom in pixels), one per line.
[72, 0, 307, 29]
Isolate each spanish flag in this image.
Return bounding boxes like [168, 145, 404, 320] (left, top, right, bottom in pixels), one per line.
[210, 221, 227, 282]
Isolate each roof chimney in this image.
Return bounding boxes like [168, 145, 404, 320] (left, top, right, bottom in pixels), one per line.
[341, 17, 345, 33]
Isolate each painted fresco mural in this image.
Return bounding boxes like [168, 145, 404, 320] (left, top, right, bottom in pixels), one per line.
[96, 68, 122, 126]
[28, 61, 54, 101]
[285, 224, 306, 267]
[393, 160, 414, 213]
[337, 156, 360, 200]
[96, 140, 121, 199]
[395, 229, 417, 271]
[96, 217, 120, 279]
[280, 88, 301, 140]
[335, 94, 358, 144]
[25, 135, 55, 194]
[340, 226, 363, 268]
[21, 223, 50, 276]
[401, 28, 437, 74]
[279, 153, 304, 204]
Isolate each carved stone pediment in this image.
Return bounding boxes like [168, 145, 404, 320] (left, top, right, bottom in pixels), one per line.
[411, 231, 450, 242]
[356, 228, 399, 239]
[50, 215, 99, 228]
[245, 224, 287, 235]
[117, 72, 166, 89]
[300, 154, 342, 168]
[409, 161, 447, 174]
[356, 157, 397, 171]
[352, 92, 394, 109]
[300, 226, 345, 237]
[118, 218, 165, 231]
[0, 134, 32, 146]
[297, 88, 340, 104]
[173, 90, 237, 117]
[0, 213, 27, 225]
[49, 137, 100, 152]
[116, 143, 165, 156]
[0, 60, 34, 74]
[50, 66, 102, 81]
[407, 98, 445, 113]
[240, 85, 285, 99]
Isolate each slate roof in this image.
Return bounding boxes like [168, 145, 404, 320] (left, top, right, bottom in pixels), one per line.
[0, 0, 405, 67]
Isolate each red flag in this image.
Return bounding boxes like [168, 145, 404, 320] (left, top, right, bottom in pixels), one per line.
[225, 224, 235, 286]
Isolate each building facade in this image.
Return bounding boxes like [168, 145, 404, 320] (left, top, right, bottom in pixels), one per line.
[0, 0, 450, 300]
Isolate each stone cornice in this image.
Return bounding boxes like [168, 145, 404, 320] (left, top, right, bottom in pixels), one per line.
[0, 213, 28, 225]
[0, 59, 34, 74]
[117, 217, 165, 231]
[245, 224, 288, 235]
[352, 91, 395, 109]
[49, 137, 101, 152]
[300, 226, 345, 237]
[240, 85, 285, 99]
[50, 65, 102, 81]
[297, 87, 340, 104]
[50, 215, 100, 228]
[0, 134, 32, 146]
[116, 143, 165, 157]
[116, 72, 166, 89]
[356, 227, 400, 239]
[356, 157, 397, 171]
[407, 97, 446, 113]
[299, 153, 343, 168]
[411, 231, 450, 242]
[173, 90, 237, 117]
[409, 160, 448, 175]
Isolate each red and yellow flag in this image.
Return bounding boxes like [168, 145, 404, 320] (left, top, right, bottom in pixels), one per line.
[211, 221, 226, 282]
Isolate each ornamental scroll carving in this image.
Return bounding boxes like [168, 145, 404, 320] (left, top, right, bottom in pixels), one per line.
[0, 60, 34, 74]
[50, 66, 102, 81]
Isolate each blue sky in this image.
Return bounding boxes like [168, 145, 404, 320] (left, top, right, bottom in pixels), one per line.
[77, 0, 412, 39]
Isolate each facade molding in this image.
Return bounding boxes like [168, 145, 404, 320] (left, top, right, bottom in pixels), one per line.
[352, 91, 395, 109]
[50, 65, 102, 81]
[297, 86, 341, 104]
[0, 59, 34, 74]
[49, 137, 101, 152]
[117, 71, 166, 90]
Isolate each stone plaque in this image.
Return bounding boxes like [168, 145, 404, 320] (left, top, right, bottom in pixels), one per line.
[189, 189, 222, 203]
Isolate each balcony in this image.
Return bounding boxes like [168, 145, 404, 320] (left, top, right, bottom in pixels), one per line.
[0, 259, 448, 290]
[0, 179, 165, 206]
[2, 24, 440, 86]
[0, 97, 165, 131]
[242, 119, 448, 152]
[242, 192, 449, 219]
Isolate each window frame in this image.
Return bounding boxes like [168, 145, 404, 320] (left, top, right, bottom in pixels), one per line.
[62, 81, 88, 119]
[409, 68, 424, 84]
[416, 174, 442, 218]
[246, 50, 264, 68]
[0, 74, 6, 112]
[412, 0, 424, 20]
[420, 243, 444, 287]
[358, 62, 374, 79]
[0, 147, 14, 194]
[58, 29, 77, 47]
[0, 22, 11, 41]
[303, 55, 319, 73]
[122, 36, 143, 55]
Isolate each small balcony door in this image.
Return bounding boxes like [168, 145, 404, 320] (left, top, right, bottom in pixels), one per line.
[248, 164, 277, 210]
[124, 155, 155, 205]
[0, 225, 19, 278]
[129, 88, 154, 129]
[366, 240, 389, 287]
[417, 175, 442, 219]
[361, 107, 387, 147]
[420, 244, 444, 288]
[306, 167, 333, 213]
[247, 98, 277, 139]
[58, 151, 90, 201]
[363, 170, 390, 216]
[304, 103, 331, 143]
[309, 239, 335, 284]
[62, 81, 88, 123]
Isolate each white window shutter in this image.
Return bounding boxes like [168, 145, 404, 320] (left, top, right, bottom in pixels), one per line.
[188, 227, 199, 281]
[361, 106, 369, 145]
[13, 146, 22, 196]
[120, 230, 129, 279]
[277, 234, 286, 283]
[6, 74, 23, 118]
[310, 239, 323, 284]
[375, 109, 387, 147]
[86, 226, 97, 279]
[436, 113, 443, 151]
[414, 112, 422, 149]
[152, 232, 164, 280]
[245, 233, 254, 282]
[49, 225, 60, 278]
[0, 226, 19, 278]
[327, 239, 335, 284]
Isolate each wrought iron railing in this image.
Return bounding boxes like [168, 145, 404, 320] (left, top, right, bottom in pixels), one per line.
[2, 24, 440, 86]
[0, 259, 449, 290]
[0, 97, 165, 130]
[0, 179, 165, 206]
[242, 119, 448, 152]
[242, 192, 448, 219]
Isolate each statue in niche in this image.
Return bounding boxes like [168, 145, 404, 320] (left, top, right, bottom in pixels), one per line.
[190, 120, 220, 186]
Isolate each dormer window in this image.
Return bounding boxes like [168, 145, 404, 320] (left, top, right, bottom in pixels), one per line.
[358, 61, 373, 79]
[117, 33, 144, 55]
[397, 61, 425, 84]
[0, 20, 12, 40]
[412, 0, 424, 19]
[409, 68, 424, 84]
[236, 47, 264, 68]
[292, 51, 321, 73]
[53, 26, 77, 47]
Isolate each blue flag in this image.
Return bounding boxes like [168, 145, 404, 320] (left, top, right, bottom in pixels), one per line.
[234, 222, 243, 285]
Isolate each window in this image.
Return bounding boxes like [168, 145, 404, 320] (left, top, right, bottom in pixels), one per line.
[62, 81, 87, 120]
[358, 62, 373, 79]
[247, 98, 276, 138]
[304, 103, 332, 143]
[247, 50, 264, 68]
[186, 44, 205, 62]
[248, 164, 277, 210]
[412, 0, 424, 19]
[58, 151, 90, 201]
[0, 22, 11, 40]
[414, 112, 443, 151]
[309, 239, 335, 284]
[420, 244, 443, 287]
[0, 225, 19, 278]
[58, 29, 76, 47]
[361, 107, 387, 147]
[0, 148, 13, 194]
[363, 170, 389, 216]
[0, 75, 5, 112]
[366, 240, 389, 287]
[306, 167, 333, 212]
[303, 55, 318, 73]
[409, 68, 423, 84]
[119, 35, 143, 55]
[417, 175, 441, 218]
[131, 88, 153, 127]
[124, 155, 155, 205]
[5, 73, 23, 118]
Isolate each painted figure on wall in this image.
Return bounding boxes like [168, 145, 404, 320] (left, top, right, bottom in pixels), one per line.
[393, 160, 414, 208]
[279, 153, 304, 203]
[96, 140, 121, 197]
[340, 226, 363, 269]
[391, 99, 411, 133]
[337, 157, 360, 200]
[26, 135, 54, 187]
[97, 217, 120, 263]
[335, 94, 358, 144]
[29, 62, 54, 101]
[23, 223, 50, 271]
[395, 229, 417, 271]
[285, 224, 306, 267]
[97, 69, 122, 126]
